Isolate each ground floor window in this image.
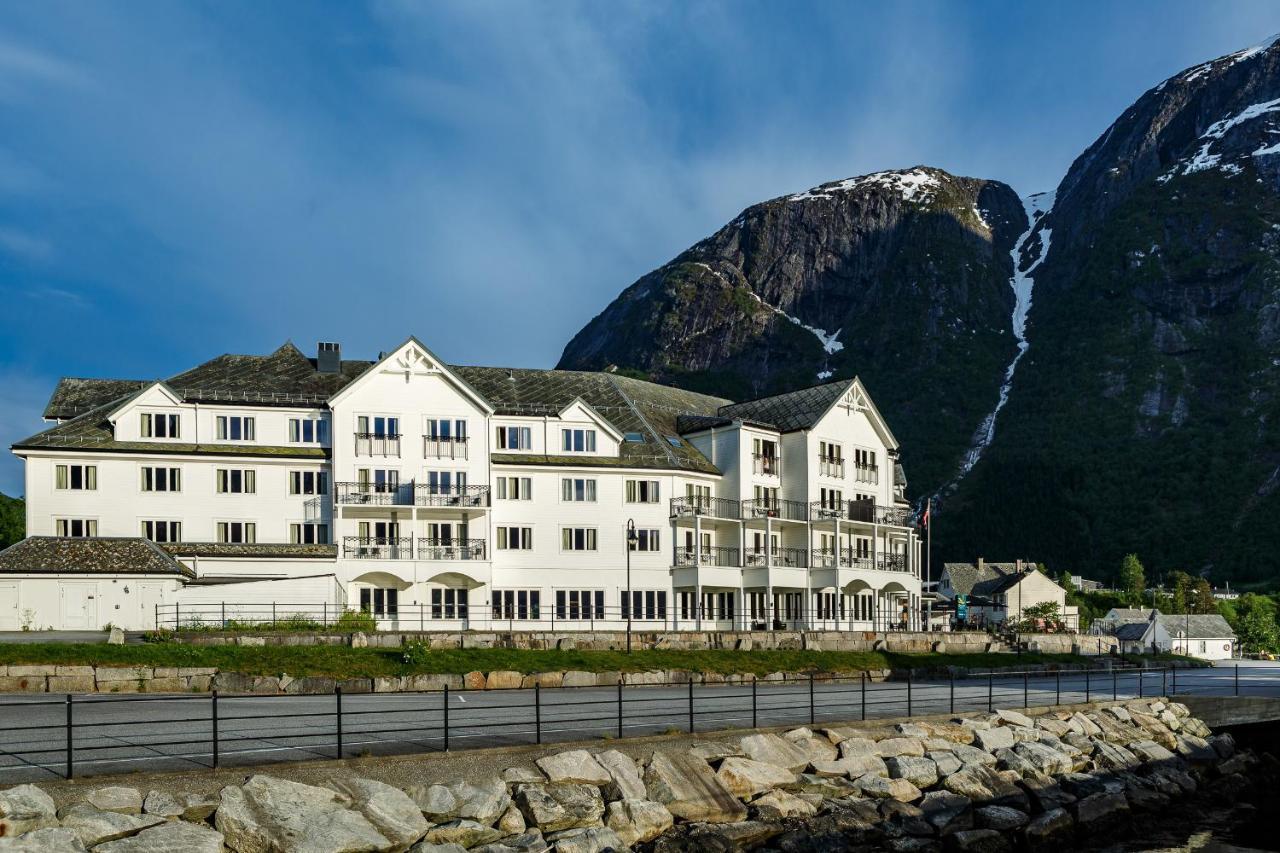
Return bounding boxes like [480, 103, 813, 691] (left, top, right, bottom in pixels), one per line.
[431, 587, 468, 619]
[56, 518, 97, 537]
[360, 587, 398, 617]
[555, 589, 604, 619]
[621, 590, 668, 620]
[701, 591, 734, 620]
[142, 520, 182, 543]
[776, 592, 803, 621]
[492, 589, 541, 620]
[814, 592, 841, 620]
[747, 592, 768, 622]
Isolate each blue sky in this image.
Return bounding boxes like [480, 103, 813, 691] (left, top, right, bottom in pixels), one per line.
[0, 1, 1277, 495]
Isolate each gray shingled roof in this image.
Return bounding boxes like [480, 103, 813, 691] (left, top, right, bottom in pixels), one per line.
[1114, 623, 1152, 641]
[715, 379, 855, 433]
[162, 543, 337, 559]
[1157, 613, 1236, 639]
[44, 379, 149, 419]
[0, 537, 194, 578]
[942, 561, 1041, 597]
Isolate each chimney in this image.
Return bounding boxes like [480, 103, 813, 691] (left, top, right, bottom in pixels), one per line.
[317, 342, 341, 374]
[977, 557, 984, 572]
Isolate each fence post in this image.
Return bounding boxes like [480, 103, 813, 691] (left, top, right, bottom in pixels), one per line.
[534, 684, 541, 745]
[861, 671, 866, 721]
[154, 603, 159, 630]
[1023, 671, 1029, 708]
[1138, 665, 1144, 699]
[617, 680, 623, 739]
[687, 680, 694, 733]
[323, 601, 327, 628]
[1112, 668, 1117, 701]
[809, 673, 816, 725]
[949, 671, 955, 715]
[212, 690, 220, 769]
[272, 602, 277, 629]
[1235, 664, 1240, 697]
[443, 685, 450, 750]
[906, 670, 912, 718]
[1055, 671, 1061, 707]
[1085, 669, 1090, 703]
[335, 686, 343, 759]
[1162, 667, 1167, 697]
[65, 694, 73, 780]
[987, 671, 993, 713]
[752, 676, 758, 729]
[1171, 665, 1176, 695]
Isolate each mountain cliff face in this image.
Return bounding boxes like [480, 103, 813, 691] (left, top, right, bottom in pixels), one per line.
[559, 168, 1030, 494]
[938, 38, 1280, 581]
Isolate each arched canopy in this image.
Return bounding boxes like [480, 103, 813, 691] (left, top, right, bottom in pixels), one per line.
[842, 578, 874, 594]
[351, 570, 413, 591]
[424, 571, 486, 590]
[879, 580, 910, 594]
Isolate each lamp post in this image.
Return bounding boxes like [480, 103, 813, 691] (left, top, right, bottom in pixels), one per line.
[625, 519, 637, 654]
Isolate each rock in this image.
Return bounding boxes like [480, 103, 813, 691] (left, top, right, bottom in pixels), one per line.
[1209, 733, 1235, 759]
[535, 751, 612, 786]
[929, 750, 963, 777]
[837, 737, 878, 757]
[408, 785, 459, 822]
[0, 785, 58, 838]
[948, 829, 1012, 852]
[923, 723, 976, 745]
[887, 755, 939, 789]
[90, 821, 224, 853]
[1092, 740, 1140, 770]
[173, 793, 218, 823]
[1124, 784, 1170, 811]
[1012, 741, 1073, 776]
[974, 806, 1027, 831]
[809, 754, 888, 779]
[497, 805, 526, 836]
[1175, 735, 1218, 763]
[942, 767, 1028, 810]
[1035, 718, 1072, 738]
[329, 778, 430, 849]
[878, 800, 933, 838]
[512, 784, 603, 833]
[1128, 740, 1177, 764]
[1069, 713, 1102, 737]
[995, 709, 1034, 729]
[950, 745, 998, 767]
[108, 626, 125, 645]
[688, 742, 743, 763]
[0, 827, 86, 852]
[58, 804, 164, 847]
[466, 832, 547, 853]
[738, 733, 810, 772]
[215, 774, 390, 853]
[855, 773, 922, 802]
[350, 632, 368, 648]
[596, 750, 646, 801]
[784, 733, 839, 764]
[995, 748, 1037, 777]
[1023, 808, 1074, 846]
[895, 723, 932, 738]
[1019, 769, 1076, 812]
[875, 737, 926, 758]
[424, 820, 504, 848]
[605, 800, 673, 846]
[644, 751, 748, 823]
[793, 774, 860, 799]
[445, 777, 511, 825]
[918, 791, 972, 835]
[972, 728, 1015, 752]
[716, 757, 797, 799]
[85, 787, 143, 816]
[141, 791, 182, 820]
[486, 671, 523, 690]
[409, 844, 468, 853]
[1072, 792, 1129, 826]
[547, 826, 625, 853]
[749, 790, 815, 820]
[501, 768, 545, 785]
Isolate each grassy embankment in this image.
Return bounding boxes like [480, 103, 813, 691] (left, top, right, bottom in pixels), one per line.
[0, 644, 1191, 680]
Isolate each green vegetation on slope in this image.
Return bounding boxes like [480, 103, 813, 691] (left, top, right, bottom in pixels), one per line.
[0, 492, 23, 549]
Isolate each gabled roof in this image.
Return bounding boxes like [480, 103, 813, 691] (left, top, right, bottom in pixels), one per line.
[715, 378, 855, 433]
[942, 561, 1043, 598]
[0, 537, 194, 578]
[1114, 622, 1153, 641]
[167, 342, 372, 405]
[1157, 613, 1236, 639]
[1101, 608, 1158, 623]
[44, 378, 150, 420]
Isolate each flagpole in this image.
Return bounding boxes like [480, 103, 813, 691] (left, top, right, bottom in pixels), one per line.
[926, 498, 932, 630]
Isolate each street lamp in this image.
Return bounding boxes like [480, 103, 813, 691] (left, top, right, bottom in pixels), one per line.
[625, 519, 637, 653]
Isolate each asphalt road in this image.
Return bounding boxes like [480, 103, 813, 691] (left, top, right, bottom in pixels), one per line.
[0, 662, 1274, 783]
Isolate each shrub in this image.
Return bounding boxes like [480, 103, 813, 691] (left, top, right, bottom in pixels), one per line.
[335, 609, 377, 633]
[402, 639, 431, 666]
[142, 628, 177, 644]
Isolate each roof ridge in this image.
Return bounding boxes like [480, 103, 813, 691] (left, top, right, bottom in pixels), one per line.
[605, 374, 679, 466]
[721, 376, 856, 412]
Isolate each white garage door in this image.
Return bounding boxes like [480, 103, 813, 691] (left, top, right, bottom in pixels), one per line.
[0, 583, 18, 630]
[60, 583, 99, 630]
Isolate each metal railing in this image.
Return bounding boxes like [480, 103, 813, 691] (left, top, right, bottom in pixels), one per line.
[415, 485, 490, 508]
[0, 664, 1206, 782]
[353, 433, 401, 457]
[751, 453, 780, 476]
[878, 505, 912, 526]
[342, 536, 414, 559]
[416, 538, 486, 561]
[818, 459, 844, 478]
[742, 498, 809, 522]
[669, 496, 741, 520]
[673, 546, 741, 567]
[770, 546, 809, 568]
[853, 463, 880, 484]
[423, 436, 469, 460]
[334, 482, 491, 508]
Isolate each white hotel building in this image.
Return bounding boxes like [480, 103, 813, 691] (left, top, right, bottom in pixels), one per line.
[2, 339, 923, 633]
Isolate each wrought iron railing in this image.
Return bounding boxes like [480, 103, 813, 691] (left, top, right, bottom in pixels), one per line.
[334, 482, 490, 508]
[414, 485, 490, 508]
[668, 496, 742, 520]
[342, 536, 413, 559]
[417, 539, 486, 561]
[742, 498, 809, 522]
[771, 546, 809, 568]
[673, 546, 741, 567]
[751, 453, 781, 476]
[877, 505, 912, 527]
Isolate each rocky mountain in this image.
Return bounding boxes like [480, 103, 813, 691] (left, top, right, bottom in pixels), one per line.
[558, 167, 1031, 495]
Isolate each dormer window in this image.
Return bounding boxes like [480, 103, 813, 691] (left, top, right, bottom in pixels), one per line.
[289, 418, 328, 444]
[141, 412, 180, 439]
[216, 415, 256, 441]
[561, 428, 597, 453]
[496, 425, 532, 450]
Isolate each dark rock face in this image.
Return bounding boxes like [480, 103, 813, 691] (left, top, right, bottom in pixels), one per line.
[559, 167, 1028, 494]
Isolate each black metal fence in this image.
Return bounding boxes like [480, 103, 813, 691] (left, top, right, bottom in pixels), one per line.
[0, 664, 1228, 782]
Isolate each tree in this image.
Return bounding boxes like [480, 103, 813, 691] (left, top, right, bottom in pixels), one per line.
[1237, 605, 1279, 654]
[1056, 571, 1076, 595]
[1117, 554, 1146, 605]
[0, 493, 23, 549]
[1188, 578, 1216, 614]
[1168, 571, 1193, 614]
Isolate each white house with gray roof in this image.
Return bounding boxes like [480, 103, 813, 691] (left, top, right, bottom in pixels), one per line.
[6, 338, 922, 632]
[1089, 608, 1236, 660]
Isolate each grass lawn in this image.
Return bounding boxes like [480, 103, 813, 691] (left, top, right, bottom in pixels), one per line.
[0, 643, 1188, 680]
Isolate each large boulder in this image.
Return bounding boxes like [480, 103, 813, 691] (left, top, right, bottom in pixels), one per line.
[0, 827, 86, 852]
[406, 785, 458, 822]
[512, 784, 603, 833]
[918, 791, 972, 835]
[328, 779, 430, 849]
[215, 775, 391, 853]
[445, 778, 510, 825]
[644, 752, 747, 823]
[91, 821, 224, 853]
[948, 828, 1012, 852]
[809, 754, 888, 779]
[0, 785, 58, 838]
[1023, 808, 1074, 847]
[738, 734, 809, 772]
[886, 756, 938, 789]
[84, 788, 143, 816]
[941, 766, 1028, 810]
[972, 728, 1015, 752]
[781, 731, 838, 764]
[854, 773, 921, 803]
[58, 804, 164, 847]
[1012, 742, 1073, 776]
[535, 751, 612, 786]
[1072, 791, 1129, 827]
[423, 820, 503, 848]
[546, 826, 624, 853]
[974, 805, 1028, 831]
[995, 710, 1035, 729]
[595, 750, 646, 801]
[874, 738, 926, 758]
[950, 745, 998, 768]
[604, 800, 673, 846]
[751, 790, 816, 821]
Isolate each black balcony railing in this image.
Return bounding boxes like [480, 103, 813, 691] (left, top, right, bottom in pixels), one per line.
[417, 538, 486, 561]
[877, 505, 912, 527]
[853, 463, 880, 484]
[673, 546, 741, 567]
[809, 501, 849, 521]
[742, 498, 809, 522]
[354, 432, 401, 456]
[343, 536, 413, 559]
[423, 436, 469, 460]
[415, 485, 491, 508]
[669, 496, 742, 520]
[751, 453, 781, 476]
[335, 482, 491, 508]
[880, 554, 909, 573]
[771, 546, 809, 568]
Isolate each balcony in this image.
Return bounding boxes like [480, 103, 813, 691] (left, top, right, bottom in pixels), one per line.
[415, 484, 490, 508]
[818, 458, 844, 478]
[417, 538, 486, 560]
[877, 505, 912, 527]
[809, 500, 852, 521]
[334, 482, 491, 508]
[809, 551, 906, 572]
[752, 453, 780, 476]
[853, 463, 880, 484]
[669, 496, 742, 520]
[741, 547, 808, 568]
[341, 536, 487, 560]
[742, 498, 809, 522]
[673, 546, 740, 567]
[355, 432, 401, 457]
[424, 436, 469, 460]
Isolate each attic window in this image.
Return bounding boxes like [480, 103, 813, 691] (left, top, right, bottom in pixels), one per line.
[624, 432, 644, 443]
[665, 436, 682, 447]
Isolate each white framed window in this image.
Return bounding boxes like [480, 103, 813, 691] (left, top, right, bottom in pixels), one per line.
[360, 587, 399, 617]
[630, 528, 661, 552]
[140, 466, 181, 493]
[216, 415, 256, 441]
[491, 589, 542, 620]
[290, 522, 329, 545]
[289, 471, 329, 495]
[496, 526, 534, 550]
[626, 479, 660, 503]
[561, 428, 597, 453]
[140, 412, 180, 439]
[555, 589, 604, 619]
[424, 418, 467, 440]
[495, 425, 532, 450]
[561, 527, 597, 552]
[55, 464, 97, 491]
[216, 521, 256, 544]
[560, 477, 597, 502]
[141, 520, 181, 543]
[55, 518, 97, 537]
[216, 469, 256, 494]
[430, 587, 468, 619]
[685, 483, 711, 505]
[495, 476, 532, 500]
[288, 418, 328, 444]
[621, 590, 668, 620]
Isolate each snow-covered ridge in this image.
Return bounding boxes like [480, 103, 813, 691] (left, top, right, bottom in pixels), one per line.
[745, 291, 844, 355]
[788, 168, 942, 204]
[1176, 33, 1280, 86]
[1158, 96, 1280, 183]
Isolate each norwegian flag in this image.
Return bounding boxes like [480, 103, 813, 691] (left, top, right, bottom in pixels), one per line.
[921, 499, 931, 528]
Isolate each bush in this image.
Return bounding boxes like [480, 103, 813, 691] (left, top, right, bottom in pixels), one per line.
[335, 609, 377, 633]
[141, 628, 177, 644]
[402, 638, 431, 666]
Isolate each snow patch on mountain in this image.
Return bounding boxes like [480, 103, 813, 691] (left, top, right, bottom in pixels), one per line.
[1178, 33, 1280, 85]
[788, 168, 942, 204]
[1159, 97, 1280, 183]
[745, 291, 844, 355]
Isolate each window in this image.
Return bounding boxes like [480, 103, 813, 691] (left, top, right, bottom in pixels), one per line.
[289, 471, 329, 496]
[495, 425, 532, 450]
[430, 588, 468, 619]
[561, 428, 597, 453]
[814, 592, 841, 621]
[141, 520, 181, 543]
[289, 418, 328, 444]
[216, 469, 256, 494]
[561, 527, 597, 551]
[357, 415, 400, 438]
[753, 437, 780, 476]
[686, 483, 711, 507]
[424, 418, 467, 440]
[622, 590, 668, 620]
[754, 485, 779, 506]
[496, 526, 534, 550]
[623, 432, 644, 443]
[555, 589, 604, 619]
[56, 519, 97, 537]
[55, 465, 96, 491]
[561, 477, 597, 502]
[819, 488, 843, 510]
[217, 522, 256, 544]
[630, 528, 661, 552]
[424, 470, 466, 495]
[626, 480, 660, 503]
[290, 523, 330, 545]
[140, 467, 181, 492]
[360, 587, 399, 618]
[491, 589, 542, 620]
[495, 476, 532, 500]
[140, 412, 180, 438]
[216, 416, 256, 441]
[819, 441, 843, 477]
